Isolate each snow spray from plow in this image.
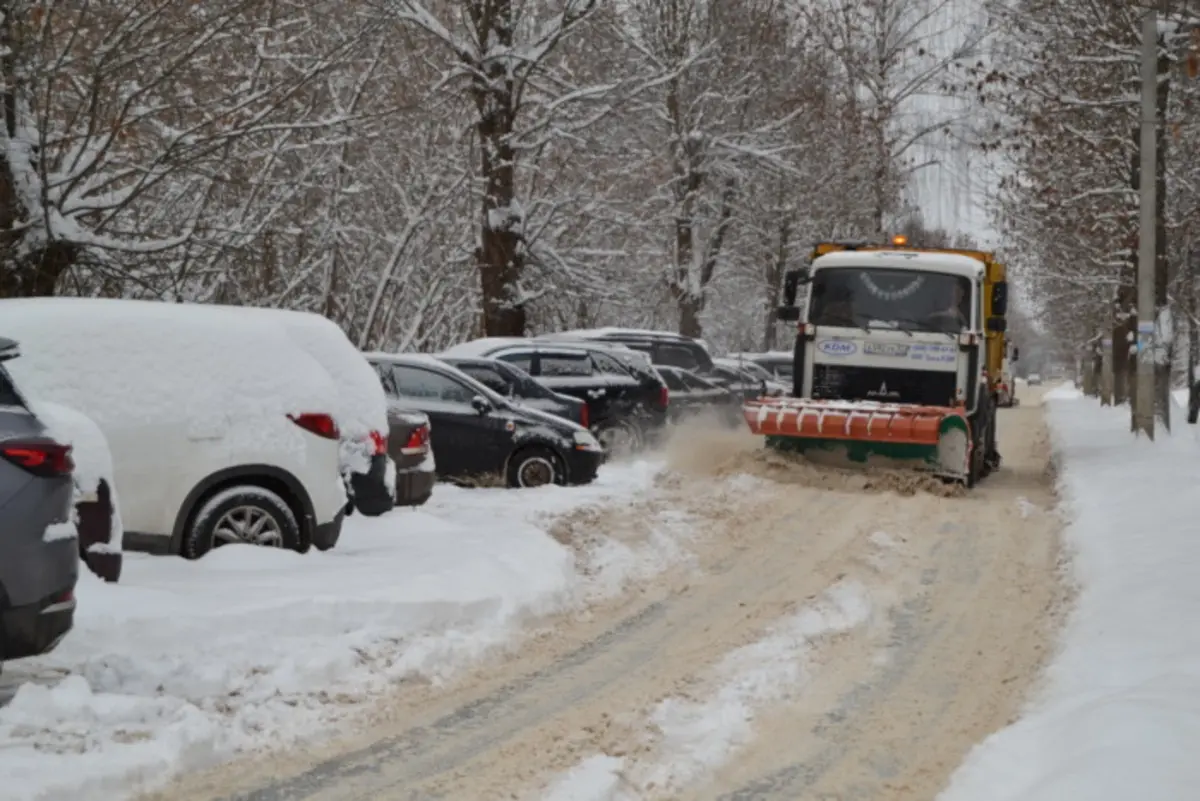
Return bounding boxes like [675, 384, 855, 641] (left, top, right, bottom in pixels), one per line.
[743, 397, 973, 483]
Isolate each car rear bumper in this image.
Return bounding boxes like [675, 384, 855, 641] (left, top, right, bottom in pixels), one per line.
[349, 453, 396, 517]
[1, 587, 76, 661]
[564, 448, 604, 485]
[395, 465, 435, 507]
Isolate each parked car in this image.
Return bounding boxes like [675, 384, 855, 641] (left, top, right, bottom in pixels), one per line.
[552, 328, 716, 374]
[439, 356, 589, 428]
[1, 298, 349, 559]
[382, 406, 436, 506]
[32, 401, 124, 583]
[707, 361, 768, 402]
[0, 338, 79, 663]
[366, 353, 605, 488]
[713, 357, 787, 397]
[1027, 373, 1043, 386]
[440, 338, 668, 454]
[726, 351, 794, 384]
[230, 307, 393, 518]
[655, 366, 743, 426]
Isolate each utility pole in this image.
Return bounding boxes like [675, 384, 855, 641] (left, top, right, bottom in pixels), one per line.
[1134, 7, 1158, 438]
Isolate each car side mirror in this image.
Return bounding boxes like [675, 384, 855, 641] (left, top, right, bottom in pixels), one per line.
[471, 395, 491, 414]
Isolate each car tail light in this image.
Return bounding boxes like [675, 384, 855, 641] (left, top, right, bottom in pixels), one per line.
[659, 385, 669, 408]
[579, 404, 589, 428]
[369, 430, 387, 455]
[1, 440, 74, 477]
[401, 423, 430, 455]
[288, 413, 339, 440]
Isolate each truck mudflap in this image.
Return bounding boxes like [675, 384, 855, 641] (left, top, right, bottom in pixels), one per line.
[743, 397, 972, 482]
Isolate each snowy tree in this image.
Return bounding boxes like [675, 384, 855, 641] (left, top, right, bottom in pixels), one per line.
[0, 0, 376, 298]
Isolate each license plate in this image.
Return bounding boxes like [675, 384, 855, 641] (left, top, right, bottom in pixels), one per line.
[864, 342, 909, 357]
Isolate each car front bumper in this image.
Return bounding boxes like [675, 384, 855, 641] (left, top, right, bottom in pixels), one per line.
[564, 448, 604, 485]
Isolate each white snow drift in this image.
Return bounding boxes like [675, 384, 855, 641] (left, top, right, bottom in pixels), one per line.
[939, 385, 1200, 801]
[0, 460, 677, 801]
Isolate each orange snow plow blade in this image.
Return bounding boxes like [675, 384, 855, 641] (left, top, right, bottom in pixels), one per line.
[743, 397, 973, 481]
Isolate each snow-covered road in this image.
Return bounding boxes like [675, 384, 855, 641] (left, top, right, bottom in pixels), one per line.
[0, 459, 678, 801]
[129, 389, 1065, 801]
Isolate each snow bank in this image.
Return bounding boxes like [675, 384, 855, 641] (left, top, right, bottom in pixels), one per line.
[938, 394, 1200, 801]
[0, 460, 668, 801]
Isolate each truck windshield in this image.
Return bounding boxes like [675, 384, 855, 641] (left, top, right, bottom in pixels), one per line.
[807, 267, 971, 334]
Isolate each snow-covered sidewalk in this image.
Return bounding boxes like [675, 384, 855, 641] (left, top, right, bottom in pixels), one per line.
[940, 385, 1200, 801]
[0, 461, 670, 801]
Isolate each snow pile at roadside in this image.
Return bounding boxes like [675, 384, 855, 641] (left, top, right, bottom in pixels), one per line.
[938, 393, 1200, 801]
[0, 460, 668, 801]
[540, 580, 873, 801]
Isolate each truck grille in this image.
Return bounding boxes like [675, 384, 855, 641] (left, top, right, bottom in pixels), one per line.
[811, 365, 957, 407]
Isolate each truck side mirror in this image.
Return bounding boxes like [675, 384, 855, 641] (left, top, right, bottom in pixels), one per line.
[986, 316, 1007, 332]
[991, 281, 1008, 316]
[781, 267, 810, 306]
[776, 305, 801, 321]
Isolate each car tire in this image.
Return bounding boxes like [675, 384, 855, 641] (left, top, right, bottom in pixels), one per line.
[506, 446, 564, 489]
[593, 419, 641, 457]
[182, 486, 302, 560]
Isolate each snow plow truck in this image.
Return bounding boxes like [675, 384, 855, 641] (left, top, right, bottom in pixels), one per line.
[744, 236, 1011, 487]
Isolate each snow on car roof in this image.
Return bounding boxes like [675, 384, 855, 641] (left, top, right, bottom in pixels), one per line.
[439, 337, 530, 358]
[556, 327, 710, 350]
[0, 298, 340, 436]
[216, 305, 387, 438]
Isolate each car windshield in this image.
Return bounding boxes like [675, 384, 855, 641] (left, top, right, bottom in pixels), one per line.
[807, 267, 971, 334]
[492, 360, 557, 399]
[723, 361, 772, 381]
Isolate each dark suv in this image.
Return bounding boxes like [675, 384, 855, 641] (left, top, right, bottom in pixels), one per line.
[549, 328, 715, 375]
[0, 338, 79, 664]
[440, 339, 669, 453]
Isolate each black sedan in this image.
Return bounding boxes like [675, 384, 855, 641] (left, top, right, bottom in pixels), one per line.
[365, 353, 605, 488]
[655, 366, 744, 427]
[438, 355, 589, 428]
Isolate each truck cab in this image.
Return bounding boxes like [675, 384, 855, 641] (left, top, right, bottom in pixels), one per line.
[776, 239, 1008, 477]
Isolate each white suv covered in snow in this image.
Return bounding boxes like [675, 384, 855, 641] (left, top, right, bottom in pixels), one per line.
[0, 298, 349, 558]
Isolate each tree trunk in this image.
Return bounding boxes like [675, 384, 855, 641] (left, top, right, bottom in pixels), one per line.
[763, 211, 790, 351]
[1187, 244, 1199, 423]
[1113, 285, 1134, 405]
[1154, 48, 1171, 430]
[472, 1, 526, 338]
[0, 10, 75, 299]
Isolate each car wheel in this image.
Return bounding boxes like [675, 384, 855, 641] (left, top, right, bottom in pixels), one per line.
[183, 486, 301, 559]
[506, 447, 564, 489]
[593, 420, 641, 458]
